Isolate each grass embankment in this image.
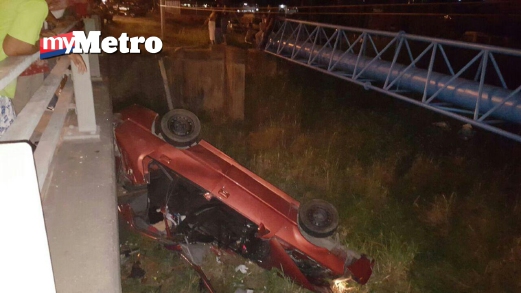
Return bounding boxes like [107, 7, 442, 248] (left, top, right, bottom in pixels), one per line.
[197, 62, 521, 292]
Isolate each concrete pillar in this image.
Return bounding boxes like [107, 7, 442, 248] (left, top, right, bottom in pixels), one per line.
[167, 46, 246, 120]
[179, 47, 225, 112]
[247, 49, 279, 77]
[224, 47, 245, 120]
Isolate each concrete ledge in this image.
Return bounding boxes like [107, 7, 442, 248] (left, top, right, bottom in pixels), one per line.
[42, 80, 121, 293]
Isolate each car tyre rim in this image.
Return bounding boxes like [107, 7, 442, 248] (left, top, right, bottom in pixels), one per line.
[298, 199, 339, 238]
[305, 206, 332, 228]
[168, 115, 195, 137]
[160, 109, 201, 148]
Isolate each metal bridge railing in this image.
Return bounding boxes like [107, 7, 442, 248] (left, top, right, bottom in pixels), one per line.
[265, 18, 521, 143]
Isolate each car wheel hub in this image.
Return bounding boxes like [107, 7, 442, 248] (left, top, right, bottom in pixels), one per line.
[308, 207, 330, 227]
[169, 116, 194, 136]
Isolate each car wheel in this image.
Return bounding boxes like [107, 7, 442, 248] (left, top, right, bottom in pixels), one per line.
[298, 199, 339, 238]
[160, 109, 201, 148]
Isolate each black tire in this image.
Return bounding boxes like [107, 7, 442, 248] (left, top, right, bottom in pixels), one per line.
[298, 199, 339, 238]
[160, 109, 201, 148]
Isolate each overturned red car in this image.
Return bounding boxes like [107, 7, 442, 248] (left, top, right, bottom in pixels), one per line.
[115, 105, 373, 292]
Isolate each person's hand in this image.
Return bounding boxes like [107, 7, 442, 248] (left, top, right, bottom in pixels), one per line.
[68, 54, 87, 74]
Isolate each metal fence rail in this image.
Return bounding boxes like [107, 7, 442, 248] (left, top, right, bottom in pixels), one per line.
[265, 18, 521, 143]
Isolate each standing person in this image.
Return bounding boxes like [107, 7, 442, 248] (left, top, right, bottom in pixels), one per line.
[255, 14, 267, 49]
[214, 7, 223, 44]
[92, 0, 114, 27]
[13, 0, 60, 114]
[259, 14, 275, 50]
[244, 22, 255, 45]
[0, 0, 87, 137]
[205, 9, 217, 45]
[220, 6, 229, 45]
[0, 0, 49, 137]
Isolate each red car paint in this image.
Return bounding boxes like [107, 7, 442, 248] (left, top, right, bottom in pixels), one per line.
[115, 105, 373, 292]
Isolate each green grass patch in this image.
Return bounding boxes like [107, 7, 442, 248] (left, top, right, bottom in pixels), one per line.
[198, 64, 521, 292]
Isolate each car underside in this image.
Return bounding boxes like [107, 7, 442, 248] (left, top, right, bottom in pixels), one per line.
[115, 105, 374, 292]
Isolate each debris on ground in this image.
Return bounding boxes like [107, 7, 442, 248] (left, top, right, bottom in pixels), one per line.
[235, 265, 249, 274]
[234, 289, 254, 293]
[432, 121, 451, 131]
[129, 261, 146, 279]
[459, 123, 476, 140]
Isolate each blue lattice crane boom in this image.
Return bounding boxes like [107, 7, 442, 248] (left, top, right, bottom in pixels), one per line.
[264, 19, 521, 142]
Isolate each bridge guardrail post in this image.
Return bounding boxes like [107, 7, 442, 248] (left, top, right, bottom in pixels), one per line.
[64, 18, 100, 141]
[84, 17, 102, 81]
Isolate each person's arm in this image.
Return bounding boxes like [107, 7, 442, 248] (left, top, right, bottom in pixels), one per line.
[3, 0, 48, 57]
[2, 35, 39, 56]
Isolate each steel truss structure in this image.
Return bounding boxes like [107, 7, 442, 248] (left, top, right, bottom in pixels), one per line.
[264, 19, 521, 143]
